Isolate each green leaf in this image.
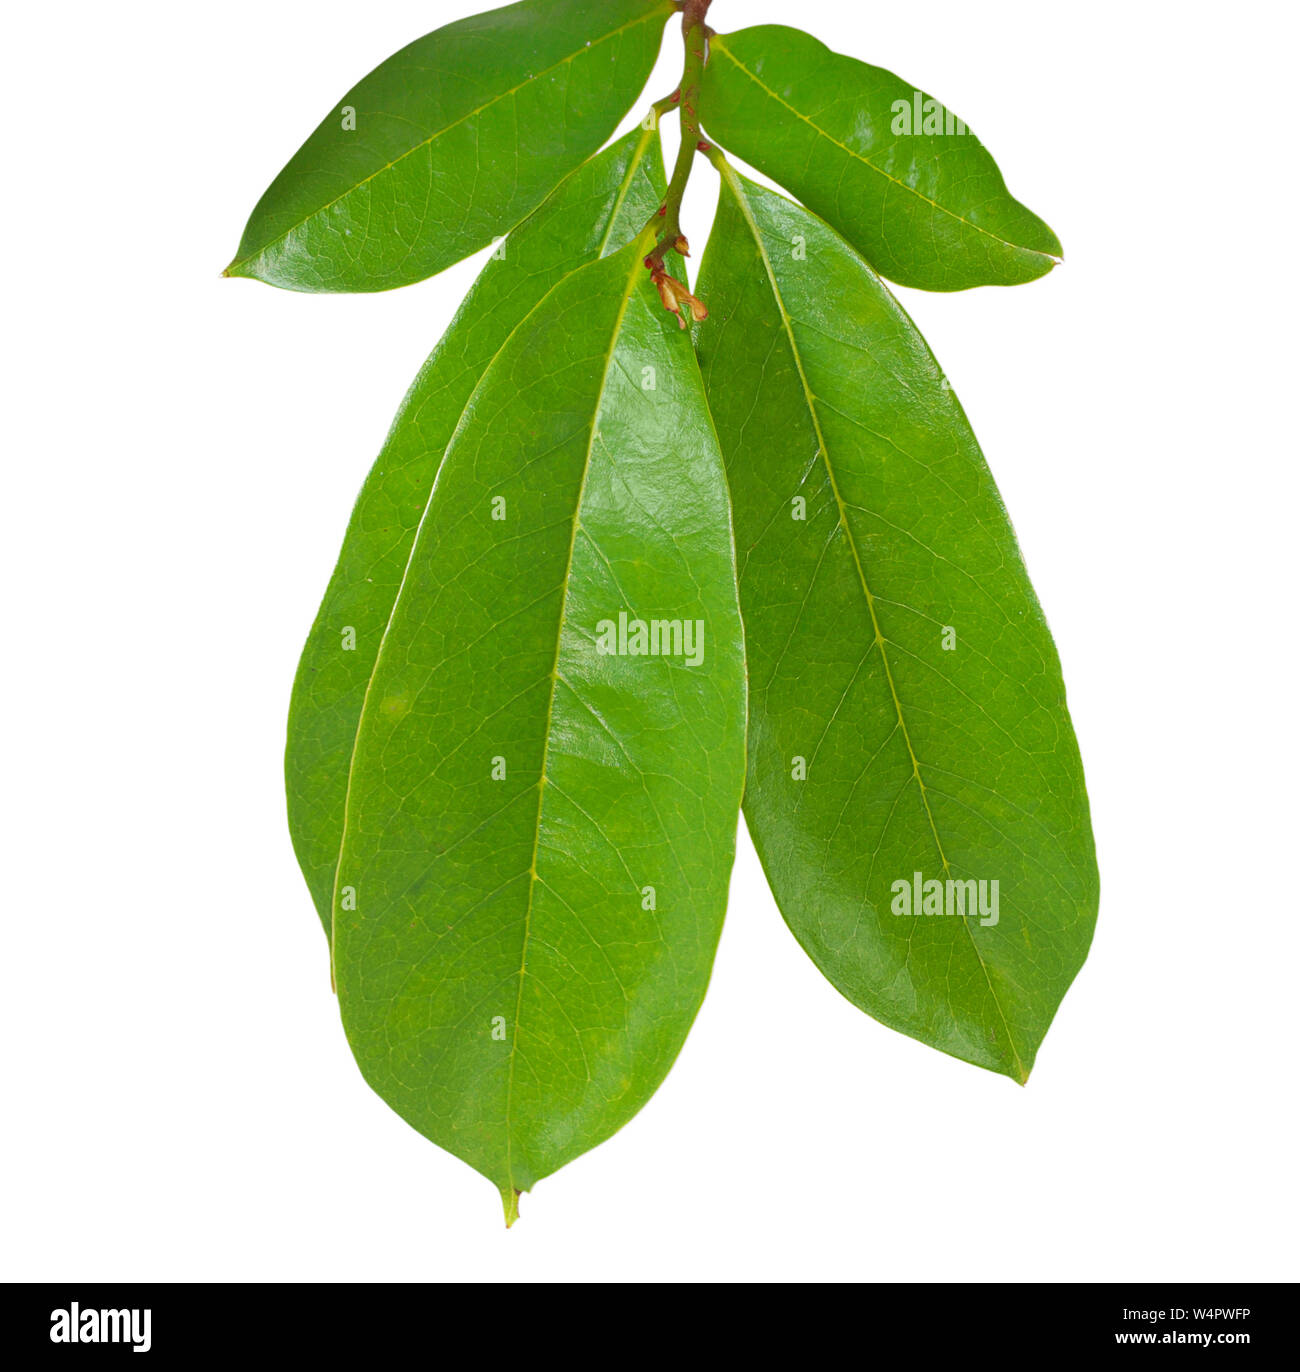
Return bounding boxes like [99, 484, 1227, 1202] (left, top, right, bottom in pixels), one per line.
[701, 26, 1061, 292]
[333, 240, 747, 1220]
[696, 165, 1096, 1080]
[225, 0, 673, 292]
[287, 126, 668, 937]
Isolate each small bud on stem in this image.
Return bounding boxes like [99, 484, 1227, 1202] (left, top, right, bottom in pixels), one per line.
[651, 267, 708, 329]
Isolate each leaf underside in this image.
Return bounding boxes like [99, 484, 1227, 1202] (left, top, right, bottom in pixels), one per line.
[286, 126, 669, 934]
[696, 169, 1096, 1079]
[226, 0, 674, 292]
[333, 241, 747, 1211]
[702, 26, 1061, 292]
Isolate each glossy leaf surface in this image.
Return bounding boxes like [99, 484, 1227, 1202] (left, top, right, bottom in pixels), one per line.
[702, 26, 1061, 292]
[696, 168, 1096, 1078]
[334, 241, 747, 1218]
[226, 0, 672, 292]
[286, 127, 667, 935]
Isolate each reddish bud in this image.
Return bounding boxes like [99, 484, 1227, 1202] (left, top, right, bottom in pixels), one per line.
[650, 267, 708, 329]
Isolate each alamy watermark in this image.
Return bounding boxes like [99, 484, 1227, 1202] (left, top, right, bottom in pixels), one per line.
[891, 93, 967, 137]
[596, 611, 705, 667]
[891, 871, 999, 926]
[50, 1304, 151, 1352]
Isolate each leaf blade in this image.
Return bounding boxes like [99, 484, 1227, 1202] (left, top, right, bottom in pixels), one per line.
[696, 168, 1096, 1078]
[334, 240, 747, 1207]
[226, 0, 673, 292]
[286, 127, 668, 936]
[701, 26, 1061, 292]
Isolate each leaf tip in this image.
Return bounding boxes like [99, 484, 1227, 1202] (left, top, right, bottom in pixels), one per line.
[1007, 1048, 1033, 1085]
[501, 1186, 521, 1228]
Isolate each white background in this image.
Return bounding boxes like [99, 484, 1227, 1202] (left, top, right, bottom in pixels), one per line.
[4, 0, 1297, 1282]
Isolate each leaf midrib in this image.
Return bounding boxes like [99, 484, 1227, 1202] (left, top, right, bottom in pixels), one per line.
[721, 167, 1028, 1080]
[502, 248, 645, 1195]
[230, 4, 666, 273]
[711, 37, 1055, 267]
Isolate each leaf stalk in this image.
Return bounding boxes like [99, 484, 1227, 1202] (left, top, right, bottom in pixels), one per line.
[646, 1, 713, 280]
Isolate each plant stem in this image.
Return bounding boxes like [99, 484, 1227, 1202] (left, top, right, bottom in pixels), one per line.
[646, 1, 713, 272]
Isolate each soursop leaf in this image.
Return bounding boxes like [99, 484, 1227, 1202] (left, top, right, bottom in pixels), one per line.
[701, 26, 1061, 291]
[225, 0, 673, 292]
[333, 240, 747, 1221]
[287, 126, 668, 936]
[696, 165, 1096, 1079]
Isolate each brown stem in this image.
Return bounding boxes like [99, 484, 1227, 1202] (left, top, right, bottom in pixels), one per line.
[680, 0, 714, 29]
